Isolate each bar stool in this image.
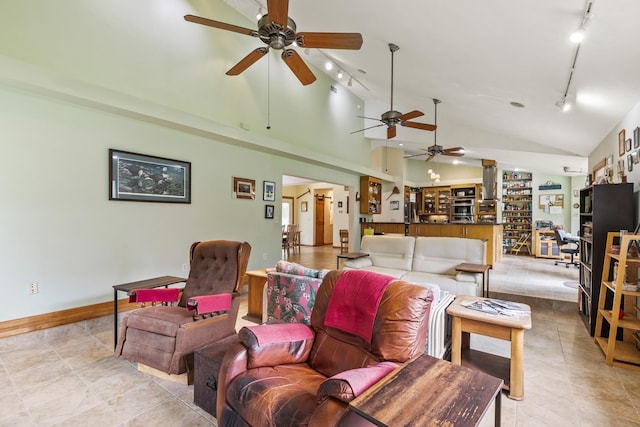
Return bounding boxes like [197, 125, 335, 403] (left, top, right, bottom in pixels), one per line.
[339, 229, 349, 254]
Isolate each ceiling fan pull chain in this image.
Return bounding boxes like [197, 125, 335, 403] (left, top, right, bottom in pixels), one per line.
[266, 52, 271, 130]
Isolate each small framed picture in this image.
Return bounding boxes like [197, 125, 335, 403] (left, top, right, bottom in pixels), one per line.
[634, 127, 640, 148]
[633, 151, 639, 165]
[233, 177, 255, 200]
[628, 155, 633, 172]
[263, 181, 275, 201]
[265, 204, 274, 219]
[619, 129, 626, 156]
[626, 138, 632, 153]
[301, 201, 308, 212]
[337, 201, 343, 208]
[390, 200, 400, 210]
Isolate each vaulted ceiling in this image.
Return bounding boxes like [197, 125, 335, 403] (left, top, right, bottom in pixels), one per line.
[224, 0, 640, 176]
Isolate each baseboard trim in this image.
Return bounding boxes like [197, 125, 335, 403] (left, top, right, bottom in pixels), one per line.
[0, 298, 138, 339]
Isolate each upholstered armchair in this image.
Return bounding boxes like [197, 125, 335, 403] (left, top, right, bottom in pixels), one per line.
[115, 240, 251, 376]
[217, 269, 433, 426]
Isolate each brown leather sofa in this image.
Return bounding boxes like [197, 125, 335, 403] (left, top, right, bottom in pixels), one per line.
[217, 270, 433, 426]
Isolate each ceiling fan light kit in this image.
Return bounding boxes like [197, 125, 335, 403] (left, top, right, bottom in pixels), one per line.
[184, 0, 363, 86]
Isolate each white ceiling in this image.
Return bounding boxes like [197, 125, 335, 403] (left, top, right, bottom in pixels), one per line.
[223, 0, 640, 176]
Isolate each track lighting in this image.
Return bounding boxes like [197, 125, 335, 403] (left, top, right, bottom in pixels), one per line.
[256, 7, 263, 20]
[348, 76, 353, 86]
[570, 27, 585, 43]
[337, 70, 343, 79]
[556, 2, 593, 111]
[325, 61, 333, 71]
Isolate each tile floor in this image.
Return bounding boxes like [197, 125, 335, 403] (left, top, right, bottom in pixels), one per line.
[1, 253, 639, 426]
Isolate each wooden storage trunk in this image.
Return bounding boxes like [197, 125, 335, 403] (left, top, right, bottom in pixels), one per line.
[193, 333, 240, 416]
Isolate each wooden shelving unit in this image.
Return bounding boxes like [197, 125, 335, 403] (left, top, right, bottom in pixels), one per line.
[360, 176, 382, 214]
[502, 171, 532, 253]
[594, 232, 640, 369]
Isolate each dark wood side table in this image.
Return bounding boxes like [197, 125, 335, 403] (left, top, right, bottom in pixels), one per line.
[336, 252, 369, 269]
[456, 262, 491, 297]
[349, 354, 503, 427]
[112, 275, 186, 349]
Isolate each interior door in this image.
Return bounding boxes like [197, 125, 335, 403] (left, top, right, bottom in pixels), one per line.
[315, 198, 324, 246]
[282, 197, 294, 227]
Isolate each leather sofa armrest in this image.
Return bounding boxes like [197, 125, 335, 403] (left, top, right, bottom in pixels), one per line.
[217, 342, 250, 421]
[186, 293, 232, 316]
[238, 323, 314, 369]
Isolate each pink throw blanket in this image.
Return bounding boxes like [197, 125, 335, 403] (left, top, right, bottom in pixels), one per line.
[130, 288, 179, 304]
[324, 270, 394, 343]
[187, 293, 232, 315]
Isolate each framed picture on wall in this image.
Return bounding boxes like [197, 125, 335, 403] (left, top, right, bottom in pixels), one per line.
[301, 201, 308, 212]
[626, 138, 632, 153]
[109, 149, 191, 203]
[265, 204, 274, 219]
[233, 177, 255, 200]
[263, 181, 275, 201]
[628, 154, 634, 171]
[635, 127, 640, 148]
[619, 129, 626, 156]
[633, 151, 639, 164]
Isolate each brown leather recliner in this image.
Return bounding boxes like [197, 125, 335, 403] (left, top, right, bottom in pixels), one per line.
[115, 240, 251, 375]
[217, 269, 433, 426]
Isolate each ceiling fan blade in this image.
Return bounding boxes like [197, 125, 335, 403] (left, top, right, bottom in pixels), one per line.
[350, 123, 385, 134]
[425, 154, 435, 162]
[267, 0, 289, 28]
[442, 149, 465, 157]
[357, 115, 384, 121]
[402, 121, 437, 131]
[226, 48, 268, 75]
[281, 50, 316, 85]
[398, 110, 424, 121]
[184, 15, 257, 37]
[443, 146, 464, 153]
[296, 32, 363, 50]
[387, 126, 396, 139]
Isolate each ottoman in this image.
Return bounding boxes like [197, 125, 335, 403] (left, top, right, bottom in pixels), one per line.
[193, 333, 240, 416]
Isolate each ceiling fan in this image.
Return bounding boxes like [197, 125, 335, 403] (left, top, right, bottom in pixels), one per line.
[351, 43, 436, 139]
[405, 99, 465, 161]
[184, 0, 363, 86]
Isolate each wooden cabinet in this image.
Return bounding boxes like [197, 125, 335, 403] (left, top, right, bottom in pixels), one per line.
[533, 230, 560, 259]
[594, 232, 640, 368]
[420, 186, 450, 221]
[502, 171, 532, 253]
[579, 184, 633, 336]
[360, 176, 382, 214]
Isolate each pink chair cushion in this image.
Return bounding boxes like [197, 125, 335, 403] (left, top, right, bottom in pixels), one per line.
[187, 293, 232, 315]
[317, 361, 399, 403]
[129, 288, 180, 304]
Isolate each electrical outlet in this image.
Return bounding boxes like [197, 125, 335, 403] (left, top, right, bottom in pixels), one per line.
[28, 282, 38, 295]
[181, 263, 189, 272]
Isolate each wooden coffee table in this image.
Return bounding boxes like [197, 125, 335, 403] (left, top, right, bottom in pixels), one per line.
[349, 354, 503, 426]
[447, 295, 532, 400]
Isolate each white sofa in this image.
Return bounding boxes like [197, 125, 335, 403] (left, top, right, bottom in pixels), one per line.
[343, 235, 487, 296]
